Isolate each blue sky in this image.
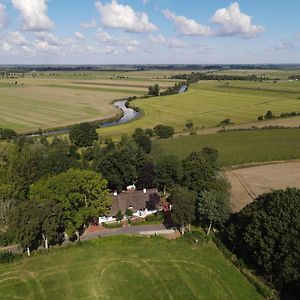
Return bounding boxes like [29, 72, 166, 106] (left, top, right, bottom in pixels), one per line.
[0, 0, 299, 64]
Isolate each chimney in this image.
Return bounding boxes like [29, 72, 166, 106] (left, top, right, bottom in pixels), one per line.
[143, 188, 147, 194]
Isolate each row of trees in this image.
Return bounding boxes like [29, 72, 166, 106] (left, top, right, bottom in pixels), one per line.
[171, 72, 262, 83]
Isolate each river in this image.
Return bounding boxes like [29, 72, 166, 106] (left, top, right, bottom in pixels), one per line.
[29, 100, 140, 137]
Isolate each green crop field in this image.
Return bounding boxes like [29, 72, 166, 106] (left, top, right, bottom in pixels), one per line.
[0, 236, 263, 300]
[99, 80, 300, 139]
[152, 128, 300, 167]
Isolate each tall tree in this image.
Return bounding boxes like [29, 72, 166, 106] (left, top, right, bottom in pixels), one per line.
[0, 184, 15, 233]
[69, 122, 99, 147]
[182, 151, 216, 193]
[154, 155, 182, 193]
[170, 187, 196, 234]
[198, 179, 230, 235]
[8, 200, 43, 256]
[30, 169, 111, 240]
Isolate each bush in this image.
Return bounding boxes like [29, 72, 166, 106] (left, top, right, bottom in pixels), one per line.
[0, 251, 20, 264]
[181, 231, 207, 246]
[129, 219, 146, 226]
[265, 110, 273, 119]
[145, 214, 155, 222]
[154, 124, 174, 139]
[0, 128, 17, 140]
[102, 222, 123, 229]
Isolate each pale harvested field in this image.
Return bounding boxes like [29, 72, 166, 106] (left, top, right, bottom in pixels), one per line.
[224, 162, 300, 212]
[0, 76, 150, 133]
[0, 84, 134, 133]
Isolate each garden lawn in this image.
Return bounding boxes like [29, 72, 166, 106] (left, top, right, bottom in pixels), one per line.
[0, 235, 263, 300]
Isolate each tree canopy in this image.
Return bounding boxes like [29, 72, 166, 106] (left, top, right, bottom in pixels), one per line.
[30, 168, 111, 238]
[69, 122, 99, 147]
[224, 188, 300, 296]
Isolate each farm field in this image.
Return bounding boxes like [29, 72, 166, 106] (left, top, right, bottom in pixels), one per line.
[0, 235, 263, 300]
[0, 73, 176, 133]
[98, 79, 300, 139]
[152, 128, 300, 167]
[224, 161, 300, 212]
[215, 68, 300, 80]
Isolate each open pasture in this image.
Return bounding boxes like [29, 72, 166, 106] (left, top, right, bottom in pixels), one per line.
[0, 235, 262, 300]
[152, 128, 300, 167]
[98, 80, 300, 138]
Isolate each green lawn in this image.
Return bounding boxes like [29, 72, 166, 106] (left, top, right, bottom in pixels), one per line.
[99, 80, 300, 139]
[152, 128, 300, 167]
[0, 235, 263, 299]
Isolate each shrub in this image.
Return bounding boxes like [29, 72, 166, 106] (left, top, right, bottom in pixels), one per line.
[102, 222, 123, 229]
[181, 231, 207, 246]
[129, 219, 146, 226]
[265, 110, 273, 119]
[145, 214, 156, 222]
[154, 124, 174, 139]
[0, 251, 19, 264]
[0, 128, 17, 140]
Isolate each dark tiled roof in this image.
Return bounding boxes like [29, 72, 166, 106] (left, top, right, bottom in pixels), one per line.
[109, 188, 161, 217]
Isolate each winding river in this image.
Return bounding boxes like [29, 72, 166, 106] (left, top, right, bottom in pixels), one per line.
[29, 84, 187, 137]
[29, 100, 140, 137]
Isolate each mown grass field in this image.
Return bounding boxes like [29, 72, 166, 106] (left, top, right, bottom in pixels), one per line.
[0, 235, 263, 300]
[0, 73, 171, 133]
[152, 128, 300, 167]
[99, 80, 300, 139]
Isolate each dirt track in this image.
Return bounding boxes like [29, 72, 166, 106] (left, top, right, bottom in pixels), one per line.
[224, 161, 300, 212]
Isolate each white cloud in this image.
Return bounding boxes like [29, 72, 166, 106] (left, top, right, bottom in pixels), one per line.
[95, 0, 157, 33]
[211, 2, 265, 38]
[33, 40, 58, 53]
[267, 39, 296, 52]
[94, 30, 113, 43]
[35, 31, 59, 45]
[7, 31, 28, 45]
[167, 38, 188, 48]
[21, 45, 33, 53]
[163, 9, 212, 36]
[0, 3, 6, 29]
[74, 32, 86, 40]
[11, 0, 54, 31]
[94, 30, 140, 55]
[150, 34, 188, 48]
[81, 19, 96, 29]
[150, 34, 166, 44]
[0, 41, 12, 52]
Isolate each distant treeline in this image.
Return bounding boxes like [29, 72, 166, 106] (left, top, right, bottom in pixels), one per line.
[1, 64, 300, 73]
[171, 72, 267, 83]
[288, 75, 300, 80]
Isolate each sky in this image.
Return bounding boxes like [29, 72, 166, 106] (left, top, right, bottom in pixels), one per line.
[0, 0, 300, 64]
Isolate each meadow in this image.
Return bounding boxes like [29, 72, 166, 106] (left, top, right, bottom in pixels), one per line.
[0, 235, 263, 300]
[152, 128, 300, 167]
[0, 72, 174, 133]
[98, 79, 300, 139]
